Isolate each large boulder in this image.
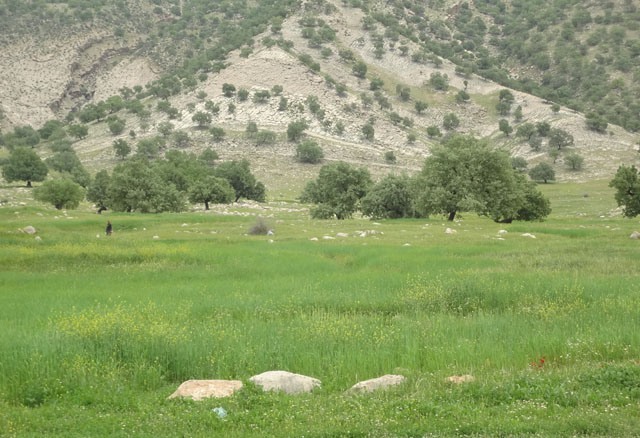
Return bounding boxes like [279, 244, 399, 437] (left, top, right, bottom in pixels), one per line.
[22, 226, 37, 235]
[629, 231, 640, 240]
[348, 374, 406, 393]
[168, 379, 243, 401]
[249, 370, 321, 395]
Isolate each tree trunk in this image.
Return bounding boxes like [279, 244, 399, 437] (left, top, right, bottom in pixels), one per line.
[447, 211, 456, 221]
[26, 180, 32, 188]
[204, 201, 210, 210]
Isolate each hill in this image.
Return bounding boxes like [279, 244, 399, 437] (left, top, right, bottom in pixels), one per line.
[0, 0, 639, 198]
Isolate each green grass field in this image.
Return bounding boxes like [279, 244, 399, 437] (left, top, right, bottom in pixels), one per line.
[1, 180, 639, 436]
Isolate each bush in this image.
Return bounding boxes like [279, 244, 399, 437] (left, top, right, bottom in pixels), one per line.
[248, 217, 272, 235]
[34, 178, 85, 210]
[296, 140, 324, 164]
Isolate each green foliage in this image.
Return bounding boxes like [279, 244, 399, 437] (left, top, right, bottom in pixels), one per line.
[384, 151, 397, 164]
[361, 174, 413, 219]
[428, 72, 449, 91]
[287, 119, 308, 142]
[67, 124, 89, 140]
[529, 162, 556, 183]
[112, 139, 131, 160]
[188, 175, 235, 210]
[442, 113, 460, 131]
[107, 117, 126, 135]
[498, 119, 513, 136]
[213, 159, 265, 202]
[45, 150, 90, 187]
[585, 113, 608, 133]
[33, 178, 85, 210]
[191, 111, 211, 128]
[86, 170, 111, 210]
[565, 153, 584, 171]
[108, 158, 184, 213]
[413, 135, 550, 222]
[549, 128, 574, 150]
[237, 88, 249, 101]
[610, 165, 640, 217]
[296, 140, 324, 164]
[254, 130, 277, 145]
[361, 123, 375, 141]
[426, 125, 442, 138]
[511, 156, 528, 172]
[222, 83, 236, 97]
[301, 161, 372, 219]
[2, 147, 48, 187]
[352, 61, 367, 78]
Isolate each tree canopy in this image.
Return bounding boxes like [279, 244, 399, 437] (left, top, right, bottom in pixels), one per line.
[2, 147, 48, 187]
[609, 165, 640, 218]
[412, 135, 550, 222]
[301, 161, 371, 219]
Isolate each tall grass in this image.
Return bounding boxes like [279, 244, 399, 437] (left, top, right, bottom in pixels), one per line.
[1, 183, 640, 435]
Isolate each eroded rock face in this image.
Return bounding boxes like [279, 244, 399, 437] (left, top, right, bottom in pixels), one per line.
[348, 374, 406, 393]
[168, 379, 243, 401]
[249, 370, 321, 395]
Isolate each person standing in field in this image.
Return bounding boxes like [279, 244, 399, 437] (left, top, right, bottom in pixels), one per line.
[106, 220, 113, 236]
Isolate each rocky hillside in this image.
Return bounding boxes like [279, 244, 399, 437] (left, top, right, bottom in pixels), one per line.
[0, 0, 638, 197]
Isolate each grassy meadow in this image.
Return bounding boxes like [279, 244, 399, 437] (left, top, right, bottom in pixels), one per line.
[1, 180, 640, 436]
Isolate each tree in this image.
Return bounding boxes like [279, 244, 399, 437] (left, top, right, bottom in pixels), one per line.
[222, 83, 236, 97]
[499, 119, 513, 136]
[352, 61, 367, 79]
[2, 147, 48, 187]
[287, 119, 308, 142]
[107, 117, 126, 135]
[86, 170, 111, 211]
[113, 139, 131, 160]
[108, 158, 184, 213]
[511, 156, 528, 172]
[548, 128, 574, 149]
[300, 161, 372, 219]
[528, 162, 555, 183]
[412, 135, 550, 222]
[34, 178, 85, 210]
[296, 140, 324, 164]
[362, 123, 375, 141]
[565, 153, 584, 171]
[443, 113, 460, 131]
[415, 100, 428, 114]
[209, 127, 226, 141]
[585, 112, 608, 133]
[67, 124, 89, 140]
[609, 165, 640, 217]
[213, 159, 265, 202]
[428, 72, 449, 91]
[361, 174, 414, 219]
[45, 150, 90, 187]
[192, 111, 212, 128]
[188, 175, 235, 210]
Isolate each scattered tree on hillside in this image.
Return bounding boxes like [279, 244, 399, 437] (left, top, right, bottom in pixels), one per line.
[609, 165, 640, 217]
[499, 119, 513, 136]
[113, 139, 131, 160]
[2, 147, 48, 187]
[301, 161, 372, 219]
[565, 153, 584, 171]
[528, 162, 556, 183]
[296, 140, 324, 164]
[287, 119, 308, 142]
[34, 178, 85, 210]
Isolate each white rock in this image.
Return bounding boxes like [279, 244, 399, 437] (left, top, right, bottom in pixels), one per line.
[521, 233, 536, 239]
[168, 380, 243, 401]
[498, 229, 508, 235]
[249, 370, 321, 395]
[322, 235, 335, 240]
[630, 231, 640, 240]
[22, 226, 37, 235]
[153, 235, 160, 239]
[348, 374, 406, 393]
[444, 228, 457, 234]
[336, 232, 349, 238]
[309, 237, 318, 241]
